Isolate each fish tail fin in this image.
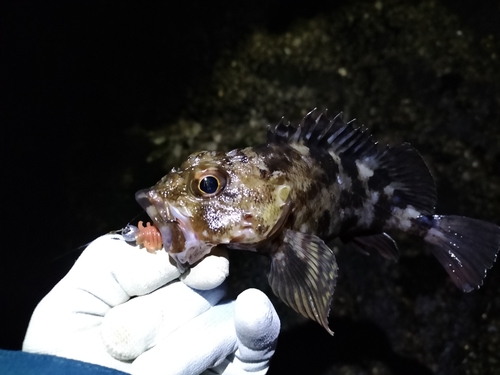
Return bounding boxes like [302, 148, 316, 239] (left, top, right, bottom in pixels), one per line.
[418, 215, 500, 292]
[267, 229, 338, 335]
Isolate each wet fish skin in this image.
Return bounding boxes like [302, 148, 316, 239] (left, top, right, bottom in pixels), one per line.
[136, 110, 500, 334]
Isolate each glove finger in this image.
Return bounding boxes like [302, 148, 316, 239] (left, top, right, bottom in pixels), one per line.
[131, 300, 237, 375]
[70, 235, 181, 308]
[102, 282, 227, 361]
[181, 247, 229, 290]
[24, 234, 182, 353]
[223, 288, 280, 375]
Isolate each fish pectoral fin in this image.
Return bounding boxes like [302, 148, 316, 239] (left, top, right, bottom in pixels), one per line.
[267, 229, 338, 335]
[347, 232, 400, 262]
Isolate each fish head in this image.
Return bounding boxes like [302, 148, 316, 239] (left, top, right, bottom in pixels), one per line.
[136, 149, 291, 266]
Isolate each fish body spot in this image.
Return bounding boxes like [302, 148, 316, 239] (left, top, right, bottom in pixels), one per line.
[389, 205, 421, 230]
[355, 160, 374, 180]
[384, 185, 394, 196]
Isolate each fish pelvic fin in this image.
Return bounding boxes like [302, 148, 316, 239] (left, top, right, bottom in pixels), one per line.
[348, 233, 400, 262]
[268, 229, 338, 335]
[418, 215, 500, 292]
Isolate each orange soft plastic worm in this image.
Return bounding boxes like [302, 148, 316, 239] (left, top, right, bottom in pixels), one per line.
[135, 221, 163, 252]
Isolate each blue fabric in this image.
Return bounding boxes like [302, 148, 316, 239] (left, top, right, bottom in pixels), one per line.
[0, 349, 129, 375]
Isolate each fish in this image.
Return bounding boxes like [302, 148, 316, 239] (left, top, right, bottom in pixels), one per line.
[135, 109, 500, 334]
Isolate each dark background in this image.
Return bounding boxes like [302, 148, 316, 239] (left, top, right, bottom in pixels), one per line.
[2, 1, 500, 374]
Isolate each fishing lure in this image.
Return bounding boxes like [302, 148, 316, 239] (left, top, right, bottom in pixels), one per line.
[122, 221, 163, 253]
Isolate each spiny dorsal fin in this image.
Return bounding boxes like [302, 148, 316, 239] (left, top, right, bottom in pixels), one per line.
[267, 109, 379, 160]
[268, 109, 436, 215]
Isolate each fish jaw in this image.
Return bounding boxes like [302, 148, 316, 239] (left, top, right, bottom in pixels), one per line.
[135, 187, 175, 252]
[135, 187, 216, 267]
[167, 203, 217, 265]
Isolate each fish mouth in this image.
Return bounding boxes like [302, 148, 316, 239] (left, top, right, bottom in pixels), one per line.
[135, 188, 177, 251]
[135, 188, 196, 253]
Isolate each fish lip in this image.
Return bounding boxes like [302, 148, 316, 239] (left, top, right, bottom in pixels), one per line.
[135, 188, 176, 250]
[135, 187, 198, 251]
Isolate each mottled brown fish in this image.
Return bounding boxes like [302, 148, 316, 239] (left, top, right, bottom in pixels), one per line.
[135, 110, 500, 334]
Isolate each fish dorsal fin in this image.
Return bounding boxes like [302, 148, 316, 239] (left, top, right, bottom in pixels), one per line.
[268, 109, 437, 215]
[267, 109, 378, 161]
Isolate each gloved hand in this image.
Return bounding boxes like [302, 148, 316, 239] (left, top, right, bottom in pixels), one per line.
[22, 234, 280, 375]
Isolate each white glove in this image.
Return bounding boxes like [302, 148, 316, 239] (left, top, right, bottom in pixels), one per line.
[23, 234, 280, 375]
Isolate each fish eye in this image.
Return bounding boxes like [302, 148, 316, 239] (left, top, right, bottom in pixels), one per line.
[190, 168, 227, 198]
[199, 176, 220, 195]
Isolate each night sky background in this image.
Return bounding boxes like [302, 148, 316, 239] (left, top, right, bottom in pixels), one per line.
[2, 1, 500, 374]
